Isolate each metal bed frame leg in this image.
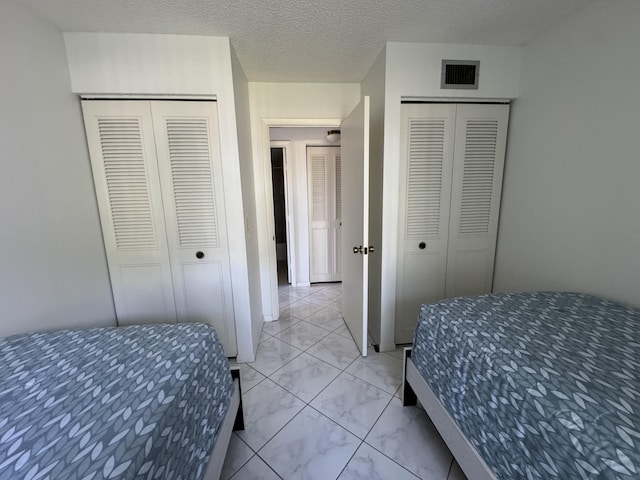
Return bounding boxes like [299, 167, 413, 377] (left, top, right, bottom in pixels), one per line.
[402, 347, 417, 406]
[230, 368, 244, 431]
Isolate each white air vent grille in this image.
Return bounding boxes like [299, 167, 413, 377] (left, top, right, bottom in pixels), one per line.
[405, 119, 446, 239]
[311, 155, 327, 221]
[98, 117, 157, 250]
[166, 118, 219, 248]
[441, 60, 480, 90]
[459, 119, 498, 235]
[335, 155, 342, 221]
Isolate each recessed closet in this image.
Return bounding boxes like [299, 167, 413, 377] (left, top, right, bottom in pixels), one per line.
[82, 100, 237, 355]
[395, 103, 510, 343]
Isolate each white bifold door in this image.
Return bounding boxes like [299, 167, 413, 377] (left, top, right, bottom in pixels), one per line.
[395, 103, 510, 343]
[307, 146, 342, 283]
[82, 100, 237, 356]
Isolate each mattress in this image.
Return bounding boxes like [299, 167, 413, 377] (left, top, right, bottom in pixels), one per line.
[412, 291, 640, 479]
[0, 323, 234, 480]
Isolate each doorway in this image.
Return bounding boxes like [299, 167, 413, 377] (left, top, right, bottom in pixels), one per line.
[268, 127, 341, 296]
[270, 147, 290, 286]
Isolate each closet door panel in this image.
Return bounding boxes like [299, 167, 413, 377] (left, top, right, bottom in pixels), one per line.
[308, 146, 341, 283]
[308, 148, 330, 282]
[445, 104, 510, 298]
[151, 101, 237, 355]
[81, 100, 177, 325]
[334, 154, 342, 279]
[395, 103, 456, 343]
[118, 265, 175, 322]
[181, 261, 226, 323]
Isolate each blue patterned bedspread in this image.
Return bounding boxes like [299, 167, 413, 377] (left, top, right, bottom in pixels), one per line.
[0, 323, 233, 480]
[412, 292, 640, 479]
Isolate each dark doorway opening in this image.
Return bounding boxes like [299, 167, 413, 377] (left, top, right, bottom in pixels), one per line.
[271, 147, 289, 285]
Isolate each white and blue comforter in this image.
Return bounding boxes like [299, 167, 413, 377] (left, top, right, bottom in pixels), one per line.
[412, 291, 640, 479]
[0, 323, 233, 480]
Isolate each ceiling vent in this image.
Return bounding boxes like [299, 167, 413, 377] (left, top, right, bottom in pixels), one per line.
[441, 60, 480, 90]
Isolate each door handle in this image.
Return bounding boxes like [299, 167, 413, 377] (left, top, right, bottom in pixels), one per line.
[353, 246, 363, 254]
[418, 242, 426, 250]
[196, 251, 205, 259]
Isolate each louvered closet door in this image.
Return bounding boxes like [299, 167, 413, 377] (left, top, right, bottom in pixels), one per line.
[82, 100, 177, 324]
[308, 146, 341, 283]
[445, 104, 509, 297]
[395, 104, 456, 343]
[151, 101, 237, 356]
[334, 153, 342, 278]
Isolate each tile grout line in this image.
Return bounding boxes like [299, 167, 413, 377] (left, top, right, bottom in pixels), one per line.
[239, 284, 421, 479]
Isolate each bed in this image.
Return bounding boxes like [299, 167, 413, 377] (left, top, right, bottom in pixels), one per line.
[0, 323, 243, 480]
[402, 291, 640, 480]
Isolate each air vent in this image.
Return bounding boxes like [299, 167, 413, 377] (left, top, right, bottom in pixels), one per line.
[441, 60, 480, 90]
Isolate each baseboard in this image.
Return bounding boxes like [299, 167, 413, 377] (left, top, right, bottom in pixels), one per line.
[378, 342, 397, 353]
[236, 353, 255, 363]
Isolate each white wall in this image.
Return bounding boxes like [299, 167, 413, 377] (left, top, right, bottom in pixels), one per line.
[64, 33, 232, 96]
[494, 0, 640, 307]
[230, 45, 263, 361]
[64, 32, 257, 360]
[0, 0, 115, 337]
[380, 42, 522, 345]
[248, 83, 360, 319]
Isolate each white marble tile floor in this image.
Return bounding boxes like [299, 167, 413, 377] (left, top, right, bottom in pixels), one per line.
[222, 283, 466, 480]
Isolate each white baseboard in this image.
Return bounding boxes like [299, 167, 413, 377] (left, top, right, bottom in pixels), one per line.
[235, 353, 255, 363]
[377, 342, 397, 353]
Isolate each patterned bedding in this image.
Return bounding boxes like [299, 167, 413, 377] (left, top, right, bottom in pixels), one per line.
[0, 323, 234, 480]
[412, 291, 640, 480]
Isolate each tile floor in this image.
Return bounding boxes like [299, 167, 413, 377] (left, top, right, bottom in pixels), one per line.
[223, 283, 466, 480]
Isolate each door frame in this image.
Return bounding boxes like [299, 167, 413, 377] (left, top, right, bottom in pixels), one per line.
[270, 141, 295, 286]
[260, 119, 342, 321]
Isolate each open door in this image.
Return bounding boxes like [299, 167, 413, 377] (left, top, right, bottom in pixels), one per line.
[341, 96, 370, 356]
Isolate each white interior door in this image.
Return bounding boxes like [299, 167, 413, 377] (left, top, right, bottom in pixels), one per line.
[82, 100, 177, 325]
[445, 104, 510, 298]
[83, 99, 237, 356]
[152, 101, 237, 356]
[341, 96, 370, 356]
[395, 103, 456, 343]
[308, 146, 341, 283]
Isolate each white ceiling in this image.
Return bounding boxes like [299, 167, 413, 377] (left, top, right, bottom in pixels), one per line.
[19, 0, 595, 83]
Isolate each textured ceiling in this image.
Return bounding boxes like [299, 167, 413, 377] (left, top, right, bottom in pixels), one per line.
[19, 0, 595, 83]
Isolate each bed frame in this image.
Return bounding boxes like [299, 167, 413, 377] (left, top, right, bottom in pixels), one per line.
[203, 367, 244, 480]
[402, 348, 497, 480]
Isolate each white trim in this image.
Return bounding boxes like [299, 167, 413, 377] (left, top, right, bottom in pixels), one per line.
[236, 353, 256, 363]
[270, 140, 296, 287]
[80, 94, 217, 101]
[377, 342, 397, 352]
[401, 96, 511, 103]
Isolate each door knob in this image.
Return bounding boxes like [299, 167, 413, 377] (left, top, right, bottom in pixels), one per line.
[368, 245, 375, 253]
[418, 242, 426, 250]
[196, 251, 205, 259]
[353, 246, 363, 254]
